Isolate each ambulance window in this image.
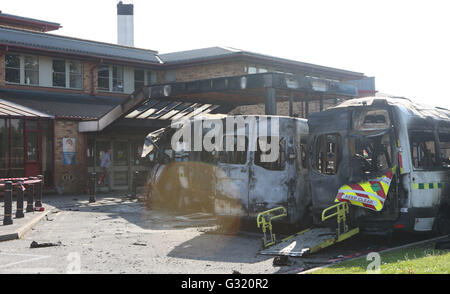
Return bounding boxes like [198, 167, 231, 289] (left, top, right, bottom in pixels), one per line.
[314, 134, 340, 175]
[255, 137, 286, 171]
[218, 135, 248, 164]
[351, 133, 393, 174]
[409, 131, 438, 169]
[438, 132, 450, 168]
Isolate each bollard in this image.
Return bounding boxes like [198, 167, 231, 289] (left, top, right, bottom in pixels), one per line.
[3, 181, 13, 225]
[16, 180, 25, 218]
[26, 178, 34, 213]
[89, 172, 96, 203]
[35, 175, 43, 208]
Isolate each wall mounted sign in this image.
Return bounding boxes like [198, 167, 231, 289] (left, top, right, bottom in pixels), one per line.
[63, 138, 76, 165]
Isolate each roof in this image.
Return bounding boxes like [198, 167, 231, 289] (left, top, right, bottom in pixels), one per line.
[159, 46, 365, 79]
[0, 12, 61, 32]
[0, 88, 123, 119]
[0, 98, 53, 118]
[0, 27, 161, 65]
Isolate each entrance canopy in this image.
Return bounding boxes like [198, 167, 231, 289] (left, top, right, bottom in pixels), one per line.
[79, 72, 359, 133]
[0, 99, 53, 118]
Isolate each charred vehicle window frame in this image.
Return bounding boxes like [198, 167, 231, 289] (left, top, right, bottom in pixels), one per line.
[350, 130, 394, 177]
[438, 130, 450, 169]
[254, 136, 286, 171]
[349, 107, 396, 178]
[409, 129, 439, 170]
[218, 135, 249, 165]
[313, 133, 341, 175]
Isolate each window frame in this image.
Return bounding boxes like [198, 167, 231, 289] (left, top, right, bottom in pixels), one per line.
[52, 59, 66, 88]
[408, 129, 440, 171]
[24, 55, 39, 85]
[254, 136, 287, 171]
[69, 60, 83, 89]
[313, 133, 342, 175]
[112, 65, 124, 93]
[97, 65, 111, 92]
[5, 54, 21, 84]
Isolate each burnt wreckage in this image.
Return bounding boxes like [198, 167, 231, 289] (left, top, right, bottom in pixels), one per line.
[143, 97, 450, 240]
[142, 115, 310, 226]
[308, 97, 450, 236]
[136, 75, 449, 255]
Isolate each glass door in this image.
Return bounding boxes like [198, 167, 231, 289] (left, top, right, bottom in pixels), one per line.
[24, 119, 41, 177]
[113, 141, 129, 190]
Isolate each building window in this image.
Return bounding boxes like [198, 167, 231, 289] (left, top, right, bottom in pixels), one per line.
[98, 65, 110, 91]
[134, 69, 145, 91]
[112, 65, 124, 92]
[52, 59, 66, 87]
[69, 61, 83, 89]
[98, 65, 124, 92]
[24, 55, 39, 85]
[52, 59, 82, 89]
[5, 54, 20, 84]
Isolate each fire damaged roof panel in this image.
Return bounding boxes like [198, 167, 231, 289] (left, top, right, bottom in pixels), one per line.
[124, 99, 220, 121]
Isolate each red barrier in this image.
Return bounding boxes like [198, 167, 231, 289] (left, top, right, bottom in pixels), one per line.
[0, 178, 43, 189]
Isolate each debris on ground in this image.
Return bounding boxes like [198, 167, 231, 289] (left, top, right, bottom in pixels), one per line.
[232, 270, 241, 274]
[132, 242, 147, 246]
[30, 241, 62, 248]
[273, 255, 292, 267]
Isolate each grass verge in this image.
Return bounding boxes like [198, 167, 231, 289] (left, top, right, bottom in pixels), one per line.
[311, 242, 450, 274]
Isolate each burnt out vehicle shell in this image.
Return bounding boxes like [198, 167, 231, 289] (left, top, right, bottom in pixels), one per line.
[308, 97, 450, 234]
[214, 116, 309, 224]
[143, 115, 310, 225]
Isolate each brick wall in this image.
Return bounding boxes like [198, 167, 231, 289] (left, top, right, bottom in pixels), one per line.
[54, 119, 87, 194]
[83, 61, 96, 94]
[162, 61, 247, 83]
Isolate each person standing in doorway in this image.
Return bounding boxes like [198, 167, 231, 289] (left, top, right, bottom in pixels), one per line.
[99, 149, 113, 192]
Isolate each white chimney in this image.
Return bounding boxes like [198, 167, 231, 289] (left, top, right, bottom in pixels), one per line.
[117, 1, 134, 47]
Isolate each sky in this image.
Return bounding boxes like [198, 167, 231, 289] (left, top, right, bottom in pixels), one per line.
[2, 0, 450, 108]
